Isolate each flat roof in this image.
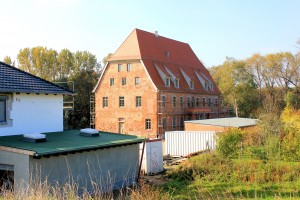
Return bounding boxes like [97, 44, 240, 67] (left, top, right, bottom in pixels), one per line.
[185, 117, 258, 128]
[0, 130, 145, 157]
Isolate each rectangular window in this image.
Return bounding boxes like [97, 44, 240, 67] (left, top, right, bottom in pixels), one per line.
[119, 96, 124, 107]
[165, 77, 170, 87]
[127, 63, 132, 71]
[145, 119, 151, 130]
[172, 96, 176, 108]
[110, 78, 114, 86]
[161, 95, 166, 107]
[136, 96, 142, 107]
[0, 96, 8, 123]
[205, 82, 208, 90]
[118, 64, 122, 72]
[180, 116, 184, 127]
[102, 97, 108, 108]
[191, 96, 195, 108]
[215, 98, 218, 107]
[180, 97, 183, 107]
[190, 80, 194, 89]
[187, 97, 191, 107]
[122, 77, 126, 86]
[162, 118, 167, 128]
[211, 83, 214, 91]
[174, 79, 179, 88]
[196, 97, 200, 107]
[208, 98, 211, 107]
[135, 77, 140, 85]
[172, 117, 176, 128]
[202, 97, 206, 107]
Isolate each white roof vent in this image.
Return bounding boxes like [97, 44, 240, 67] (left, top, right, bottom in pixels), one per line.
[23, 133, 46, 143]
[80, 128, 100, 137]
[155, 31, 158, 38]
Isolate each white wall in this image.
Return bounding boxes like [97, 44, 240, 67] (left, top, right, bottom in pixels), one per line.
[0, 93, 64, 136]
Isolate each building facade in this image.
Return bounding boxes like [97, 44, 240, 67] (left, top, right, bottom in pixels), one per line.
[93, 29, 225, 138]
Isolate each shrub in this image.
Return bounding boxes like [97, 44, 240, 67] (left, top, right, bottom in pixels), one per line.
[216, 128, 243, 159]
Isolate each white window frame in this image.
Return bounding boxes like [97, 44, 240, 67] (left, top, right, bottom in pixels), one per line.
[165, 77, 171, 87]
[174, 78, 179, 88]
[122, 77, 126, 86]
[0, 96, 8, 124]
[102, 97, 108, 108]
[179, 96, 183, 107]
[136, 96, 142, 107]
[119, 96, 124, 107]
[118, 64, 122, 72]
[190, 80, 194, 89]
[110, 78, 114, 86]
[127, 63, 132, 71]
[172, 96, 176, 108]
[145, 119, 151, 130]
[135, 77, 140, 85]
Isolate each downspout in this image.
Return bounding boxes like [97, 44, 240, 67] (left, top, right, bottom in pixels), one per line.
[137, 140, 146, 183]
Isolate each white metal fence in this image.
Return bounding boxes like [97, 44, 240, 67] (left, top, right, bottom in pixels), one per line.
[165, 131, 216, 157]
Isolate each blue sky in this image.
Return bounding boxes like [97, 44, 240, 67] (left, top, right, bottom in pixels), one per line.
[1, 0, 299, 67]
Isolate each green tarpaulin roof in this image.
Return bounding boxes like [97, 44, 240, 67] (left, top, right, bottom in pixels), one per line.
[0, 130, 145, 157]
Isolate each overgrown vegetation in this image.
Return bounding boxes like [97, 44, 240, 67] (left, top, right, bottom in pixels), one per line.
[163, 104, 300, 199]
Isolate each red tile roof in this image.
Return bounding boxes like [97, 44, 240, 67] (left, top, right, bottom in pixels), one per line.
[109, 29, 220, 95]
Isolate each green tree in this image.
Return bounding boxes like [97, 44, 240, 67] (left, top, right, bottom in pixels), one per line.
[102, 53, 112, 66]
[210, 58, 258, 117]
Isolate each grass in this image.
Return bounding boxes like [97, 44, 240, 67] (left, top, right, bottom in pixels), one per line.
[162, 152, 300, 199]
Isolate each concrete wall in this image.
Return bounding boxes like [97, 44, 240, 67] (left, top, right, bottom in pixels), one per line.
[0, 93, 64, 136]
[29, 144, 140, 193]
[95, 60, 158, 138]
[0, 150, 30, 190]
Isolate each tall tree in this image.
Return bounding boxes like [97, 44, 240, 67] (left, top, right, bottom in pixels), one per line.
[210, 58, 258, 117]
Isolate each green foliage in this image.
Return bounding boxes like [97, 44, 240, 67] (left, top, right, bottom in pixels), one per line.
[216, 128, 243, 159]
[3, 56, 13, 65]
[210, 58, 258, 117]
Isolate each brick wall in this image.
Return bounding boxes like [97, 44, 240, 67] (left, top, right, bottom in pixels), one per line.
[95, 60, 158, 138]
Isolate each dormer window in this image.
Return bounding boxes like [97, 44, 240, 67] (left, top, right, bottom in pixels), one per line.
[205, 82, 209, 90]
[190, 80, 194, 89]
[210, 83, 214, 91]
[174, 78, 179, 88]
[165, 77, 171, 87]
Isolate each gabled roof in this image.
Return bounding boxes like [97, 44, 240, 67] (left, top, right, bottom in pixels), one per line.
[0, 61, 74, 95]
[105, 29, 220, 95]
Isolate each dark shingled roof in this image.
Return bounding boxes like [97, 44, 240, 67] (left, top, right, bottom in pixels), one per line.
[0, 61, 74, 95]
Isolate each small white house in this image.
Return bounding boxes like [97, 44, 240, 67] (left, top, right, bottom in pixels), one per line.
[0, 61, 73, 136]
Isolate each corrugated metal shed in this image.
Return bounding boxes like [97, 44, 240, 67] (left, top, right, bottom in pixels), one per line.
[165, 131, 216, 157]
[186, 117, 258, 128]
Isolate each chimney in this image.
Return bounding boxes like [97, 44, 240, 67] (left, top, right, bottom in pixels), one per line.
[155, 31, 158, 38]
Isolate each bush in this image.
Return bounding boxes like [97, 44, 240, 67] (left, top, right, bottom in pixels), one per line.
[216, 128, 243, 159]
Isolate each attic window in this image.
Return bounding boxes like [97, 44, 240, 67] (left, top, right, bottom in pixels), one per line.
[118, 64, 122, 72]
[190, 80, 194, 89]
[174, 79, 179, 88]
[205, 82, 209, 90]
[210, 83, 214, 91]
[165, 51, 170, 58]
[165, 77, 171, 87]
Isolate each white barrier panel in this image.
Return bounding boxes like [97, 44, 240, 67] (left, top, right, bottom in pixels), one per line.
[165, 131, 216, 157]
[140, 139, 164, 175]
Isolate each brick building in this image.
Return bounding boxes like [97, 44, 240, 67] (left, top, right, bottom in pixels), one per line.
[93, 29, 225, 138]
